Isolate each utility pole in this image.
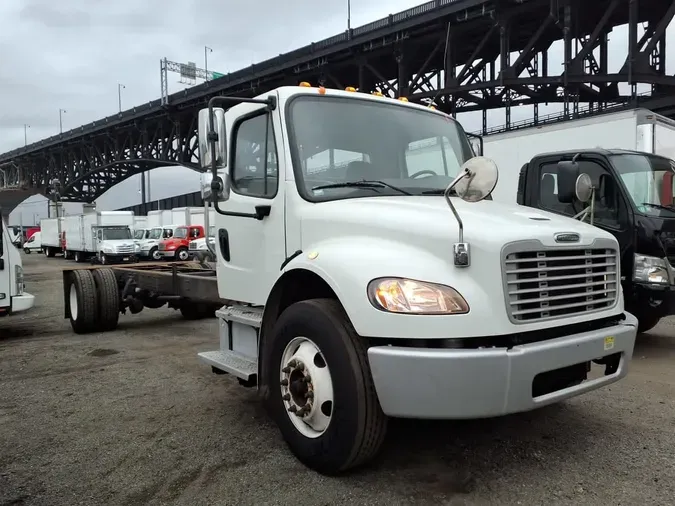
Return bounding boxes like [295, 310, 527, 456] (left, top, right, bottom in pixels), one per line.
[24, 124, 30, 146]
[59, 109, 66, 134]
[348, 0, 351, 30]
[118, 83, 125, 112]
[204, 46, 212, 81]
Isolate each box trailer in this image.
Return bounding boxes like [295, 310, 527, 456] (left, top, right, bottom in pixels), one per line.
[63, 211, 138, 264]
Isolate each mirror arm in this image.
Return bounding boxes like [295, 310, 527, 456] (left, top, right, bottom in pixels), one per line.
[205, 94, 277, 219]
[444, 167, 473, 267]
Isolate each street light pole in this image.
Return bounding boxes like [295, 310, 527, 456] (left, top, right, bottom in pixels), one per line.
[24, 124, 30, 146]
[118, 83, 125, 112]
[59, 109, 66, 134]
[205, 46, 212, 81]
[347, 0, 351, 30]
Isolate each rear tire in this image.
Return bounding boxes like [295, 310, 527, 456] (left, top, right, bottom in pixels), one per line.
[92, 268, 120, 332]
[263, 298, 387, 475]
[68, 270, 99, 334]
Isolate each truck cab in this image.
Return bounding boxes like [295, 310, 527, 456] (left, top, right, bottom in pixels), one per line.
[517, 148, 675, 333]
[196, 84, 637, 474]
[159, 225, 205, 261]
[189, 225, 216, 260]
[94, 225, 137, 264]
[0, 215, 34, 317]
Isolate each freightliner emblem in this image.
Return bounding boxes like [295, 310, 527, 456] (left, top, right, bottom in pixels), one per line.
[554, 232, 580, 243]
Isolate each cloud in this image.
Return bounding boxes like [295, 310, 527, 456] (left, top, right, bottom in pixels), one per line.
[2, 0, 674, 223]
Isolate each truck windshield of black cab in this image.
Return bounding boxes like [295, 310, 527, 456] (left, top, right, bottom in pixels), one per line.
[611, 153, 675, 216]
[286, 95, 475, 202]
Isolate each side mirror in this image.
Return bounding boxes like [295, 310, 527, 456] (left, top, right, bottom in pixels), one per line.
[452, 156, 499, 202]
[198, 108, 227, 170]
[575, 173, 594, 203]
[466, 133, 483, 156]
[200, 171, 228, 201]
[557, 160, 579, 203]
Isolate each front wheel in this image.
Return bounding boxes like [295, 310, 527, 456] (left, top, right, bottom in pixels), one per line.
[176, 247, 190, 261]
[150, 247, 161, 261]
[264, 298, 387, 475]
[637, 313, 661, 334]
[23, 248, 30, 254]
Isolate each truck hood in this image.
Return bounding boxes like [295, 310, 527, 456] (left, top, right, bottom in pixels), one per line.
[300, 196, 614, 251]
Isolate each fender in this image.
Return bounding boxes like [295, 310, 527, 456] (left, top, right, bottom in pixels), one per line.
[275, 236, 497, 340]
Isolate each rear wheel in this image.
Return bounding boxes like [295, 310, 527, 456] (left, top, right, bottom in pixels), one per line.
[68, 270, 99, 334]
[92, 268, 120, 332]
[264, 298, 387, 475]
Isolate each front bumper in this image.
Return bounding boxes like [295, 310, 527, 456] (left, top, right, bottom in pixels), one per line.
[159, 250, 176, 258]
[11, 293, 35, 314]
[367, 312, 638, 419]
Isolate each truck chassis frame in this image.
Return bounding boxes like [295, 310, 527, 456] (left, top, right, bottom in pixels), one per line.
[63, 260, 223, 333]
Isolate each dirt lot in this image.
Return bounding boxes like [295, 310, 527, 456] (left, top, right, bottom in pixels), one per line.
[1, 253, 674, 505]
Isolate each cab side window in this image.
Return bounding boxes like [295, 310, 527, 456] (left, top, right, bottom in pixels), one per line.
[538, 160, 625, 229]
[231, 113, 278, 198]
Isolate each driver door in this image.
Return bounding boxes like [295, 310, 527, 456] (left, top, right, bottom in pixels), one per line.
[215, 99, 287, 305]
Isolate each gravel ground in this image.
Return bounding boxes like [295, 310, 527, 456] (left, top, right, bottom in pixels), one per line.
[1, 253, 674, 506]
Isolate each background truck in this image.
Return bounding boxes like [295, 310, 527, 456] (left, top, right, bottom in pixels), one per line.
[158, 207, 205, 261]
[0, 214, 34, 317]
[22, 231, 42, 254]
[136, 210, 173, 260]
[63, 211, 139, 264]
[60, 84, 637, 475]
[189, 207, 216, 260]
[482, 108, 675, 333]
[133, 216, 148, 232]
[41, 217, 64, 257]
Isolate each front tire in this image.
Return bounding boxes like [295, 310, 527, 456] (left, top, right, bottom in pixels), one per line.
[176, 247, 189, 261]
[264, 298, 387, 475]
[150, 247, 161, 261]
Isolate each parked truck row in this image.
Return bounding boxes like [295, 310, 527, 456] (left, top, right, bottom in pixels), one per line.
[58, 83, 642, 475]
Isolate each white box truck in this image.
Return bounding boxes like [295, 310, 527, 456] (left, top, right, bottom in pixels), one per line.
[61, 85, 638, 475]
[40, 217, 64, 257]
[0, 215, 34, 317]
[483, 108, 675, 333]
[63, 211, 139, 264]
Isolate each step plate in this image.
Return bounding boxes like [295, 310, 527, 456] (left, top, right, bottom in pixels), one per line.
[216, 305, 263, 327]
[198, 350, 257, 380]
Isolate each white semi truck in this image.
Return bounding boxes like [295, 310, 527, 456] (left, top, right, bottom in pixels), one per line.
[482, 108, 675, 332]
[0, 215, 34, 317]
[61, 85, 638, 474]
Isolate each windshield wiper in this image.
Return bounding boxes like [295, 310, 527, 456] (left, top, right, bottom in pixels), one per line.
[312, 180, 412, 195]
[641, 202, 675, 213]
[421, 188, 456, 195]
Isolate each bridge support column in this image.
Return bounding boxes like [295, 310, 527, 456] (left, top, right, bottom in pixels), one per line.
[48, 202, 63, 218]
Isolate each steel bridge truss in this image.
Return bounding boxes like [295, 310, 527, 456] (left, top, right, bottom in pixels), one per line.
[3, 0, 674, 202]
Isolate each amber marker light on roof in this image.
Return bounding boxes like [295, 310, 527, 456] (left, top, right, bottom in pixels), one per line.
[345, 86, 356, 92]
[299, 81, 311, 87]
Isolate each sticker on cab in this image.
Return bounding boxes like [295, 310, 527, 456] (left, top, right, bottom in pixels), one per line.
[604, 336, 615, 351]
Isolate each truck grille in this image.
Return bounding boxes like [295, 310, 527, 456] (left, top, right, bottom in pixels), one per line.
[504, 247, 618, 323]
[189, 241, 198, 250]
[158, 243, 166, 251]
[115, 245, 134, 254]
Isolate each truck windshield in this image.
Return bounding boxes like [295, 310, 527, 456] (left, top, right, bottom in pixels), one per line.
[101, 228, 132, 240]
[133, 229, 145, 240]
[286, 95, 474, 202]
[611, 154, 675, 215]
[174, 227, 188, 239]
[148, 228, 162, 239]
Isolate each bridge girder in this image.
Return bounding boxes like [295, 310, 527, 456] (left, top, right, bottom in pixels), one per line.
[1, 0, 674, 201]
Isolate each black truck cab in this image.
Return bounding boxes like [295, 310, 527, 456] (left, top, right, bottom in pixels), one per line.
[517, 148, 675, 333]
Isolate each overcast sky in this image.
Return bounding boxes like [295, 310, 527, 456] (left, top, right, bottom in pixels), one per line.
[2, 0, 673, 225]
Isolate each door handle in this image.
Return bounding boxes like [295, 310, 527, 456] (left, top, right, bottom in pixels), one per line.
[218, 229, 230, 262]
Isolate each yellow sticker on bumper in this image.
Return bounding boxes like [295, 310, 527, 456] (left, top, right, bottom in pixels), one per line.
[604, 336, 615, 351]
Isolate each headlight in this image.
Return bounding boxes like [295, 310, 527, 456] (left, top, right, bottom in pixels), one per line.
[15, 265, 24, 295]
[367, 277, 469, 314]
[135, 244, 141, 252]
[103, 247, 113, 253]
[633, 254, 671, 284]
